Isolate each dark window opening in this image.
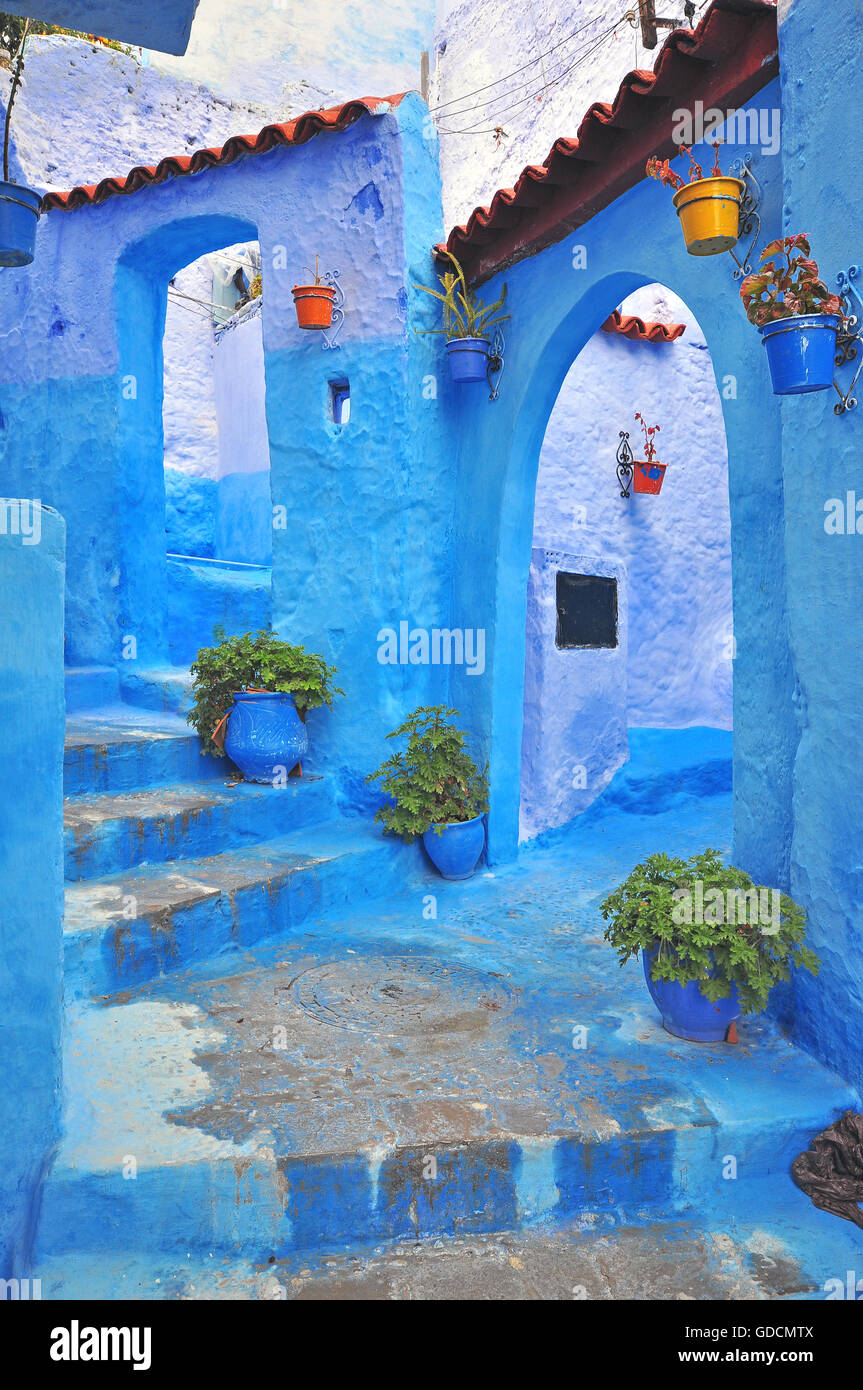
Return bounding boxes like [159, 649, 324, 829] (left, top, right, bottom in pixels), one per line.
[330, 378, 350, 425]
[555, 571, 618, 649]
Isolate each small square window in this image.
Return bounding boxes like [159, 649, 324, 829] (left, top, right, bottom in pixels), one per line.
[555, 571, 618, 649]
[329, 379, 350, 425]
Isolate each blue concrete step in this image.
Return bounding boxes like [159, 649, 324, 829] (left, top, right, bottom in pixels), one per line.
[64, 666, 121, 712]
[65, 708, 225, 795]
[64, 775, 334, 881]
[63, 820, 418, 999]
[120, 666, 194, 716]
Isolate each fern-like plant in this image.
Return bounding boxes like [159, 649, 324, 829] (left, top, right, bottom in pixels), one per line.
[365, 704, 489, 841]
[600, 848, 819, 1015]
[414, 251, 508, 341]
[187, 627, 343, 757]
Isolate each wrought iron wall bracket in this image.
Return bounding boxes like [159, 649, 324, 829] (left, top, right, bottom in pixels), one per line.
[834, 266, 863, 415]
[486, 327, 505, 401]
[728, 154, 761, 281]
[319, 269, 346, 350]
[616, 431, 634, 499]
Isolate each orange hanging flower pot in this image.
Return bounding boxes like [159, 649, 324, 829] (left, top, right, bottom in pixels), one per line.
[633, 460, 667, 495]
[292, 283, 336, 330]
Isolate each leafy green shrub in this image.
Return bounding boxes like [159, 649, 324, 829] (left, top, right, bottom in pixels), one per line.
[365, 704, 489, 841]
[599, 848, 819, 1015]
[187, 627, 343, 758]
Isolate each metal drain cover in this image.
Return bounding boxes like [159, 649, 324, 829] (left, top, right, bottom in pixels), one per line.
[284, 956, 516, 1036]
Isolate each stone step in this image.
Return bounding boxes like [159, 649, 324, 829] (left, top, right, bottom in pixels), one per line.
[120, 666, 194, 716]
[34, 1207, 852, 1300]
[63, 821, 417, 998]
[65, 708, 225, 795]
[64, 666, 121, 712]
[41, 907, 858, 1260]
[64, 775, 334, 881]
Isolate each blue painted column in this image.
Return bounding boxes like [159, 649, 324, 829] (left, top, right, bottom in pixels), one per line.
[0, 502, 65, 1276]
[776, 0, 863, 1095]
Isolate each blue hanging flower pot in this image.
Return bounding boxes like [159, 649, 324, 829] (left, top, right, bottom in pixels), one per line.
[642, 944, 741, 1042]
[446, 336, 490, 383]
[223, 691, 309, 784]
[759, 313, 840, 395]
[0, 180, 41, 267]
[422, 814, 486, 880]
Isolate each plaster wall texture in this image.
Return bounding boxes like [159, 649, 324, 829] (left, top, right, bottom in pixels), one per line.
[6, 1, 200, 56]
[771, 0, 863, 1094]
[444, 85, 792, 889]
[530, 285, 733, 732]
[0, 36, 274, 194]
[521, 547, 628, 840]
[0, 504, 65, 1276]
[0, 96, 456, 804]
[430, 0, 672, 229]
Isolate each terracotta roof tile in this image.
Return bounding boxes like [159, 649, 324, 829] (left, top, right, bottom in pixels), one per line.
[439, 1, 778, 284]
[601, 309, 686, 343]
[41, 95, 406, 212]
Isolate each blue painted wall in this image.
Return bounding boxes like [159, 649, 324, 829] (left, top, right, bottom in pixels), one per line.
[772, 0, 863, 1092]
[0, 502, 65, 1276]
[9, 1, 201, 56]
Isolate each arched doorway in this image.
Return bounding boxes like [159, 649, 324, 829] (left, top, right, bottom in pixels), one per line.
[520, 283, 732, 841]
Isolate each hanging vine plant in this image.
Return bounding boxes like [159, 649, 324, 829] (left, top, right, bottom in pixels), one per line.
[0, 17, 41, 266]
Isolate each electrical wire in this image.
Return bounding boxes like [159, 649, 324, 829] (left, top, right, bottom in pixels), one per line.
[436, 18, 629, 135]
[429, 8, 627, 114]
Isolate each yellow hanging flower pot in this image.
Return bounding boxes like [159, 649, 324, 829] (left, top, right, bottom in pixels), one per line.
[647, 145, 743, 258]
[672, 176, 745, 256]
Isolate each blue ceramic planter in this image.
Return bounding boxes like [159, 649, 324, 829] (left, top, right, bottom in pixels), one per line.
[759, 313, 840, 395]
[642, 944, 741, 1042]
[0, 180, 40, 267]
[223, 691, 309, 784]
[422, 814, 485, 879]
[446, 336, 490, 383]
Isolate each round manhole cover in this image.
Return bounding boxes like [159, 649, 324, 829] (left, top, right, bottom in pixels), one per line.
[284, 955, 516, 1036]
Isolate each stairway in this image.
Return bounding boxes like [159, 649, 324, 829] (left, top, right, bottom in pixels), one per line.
[34, 721, 862, 1298]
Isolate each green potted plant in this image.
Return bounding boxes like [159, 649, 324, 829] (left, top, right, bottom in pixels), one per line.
[187, 627, 343, 784]
[646, 142, 743, 257]
[365, 704, 489, 878]
[600, 849, 819, 1042]
[0, 17, 41, 266]
[740, 235, 845, 395]
[632, 411, 666, 495]
[414, 251, 508, 383]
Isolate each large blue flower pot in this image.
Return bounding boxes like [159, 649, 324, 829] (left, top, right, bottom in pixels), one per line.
[446, 336, 490, 383]
[422, 814, 485, 880]
[0, 180, 40, 267]
[759, 313, 840, 395]
[223, 691, 308, 784]
[642, 945, 741, 1042]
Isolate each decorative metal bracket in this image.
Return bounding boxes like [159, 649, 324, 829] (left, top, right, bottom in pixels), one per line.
[486, 327, 505, 401]
[319, 269, 346, 350]
[727, 154, 761, 281]
[833, 266, 863, 415]
[616, 431, 634, 499]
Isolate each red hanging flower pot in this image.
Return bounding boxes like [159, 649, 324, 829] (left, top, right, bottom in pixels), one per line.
[292, 283, 336, 330]
[633, 460, 667, 495]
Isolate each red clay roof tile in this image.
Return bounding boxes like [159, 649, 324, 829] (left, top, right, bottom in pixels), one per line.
[601, 309, 686, 343]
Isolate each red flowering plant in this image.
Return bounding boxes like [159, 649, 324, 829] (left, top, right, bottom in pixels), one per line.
[645, 142, 723, 193]
[739, 236, 845, 328]
[634, 412, 661, 463]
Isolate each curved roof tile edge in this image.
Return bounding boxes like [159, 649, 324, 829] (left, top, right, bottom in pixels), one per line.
[438, 0, 778, 281]
[41, 94, 408, 212]
[601, 310, 686, 343]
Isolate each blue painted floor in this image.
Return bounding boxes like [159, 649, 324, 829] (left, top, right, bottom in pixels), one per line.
[37, 722, 863, 1298]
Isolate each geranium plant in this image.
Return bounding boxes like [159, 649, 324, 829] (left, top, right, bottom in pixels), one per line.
[365, 704, 489, 840]
[414, 251, 508, 341]
[600, 848, 819, 1015]
[739, 235, 845, 327]
[645, 141, 723, 194]
[634, 411, 660, 461]
[188, 627, 343, 757]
